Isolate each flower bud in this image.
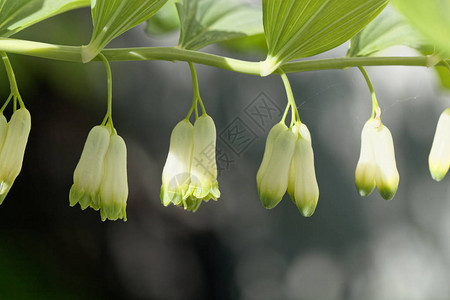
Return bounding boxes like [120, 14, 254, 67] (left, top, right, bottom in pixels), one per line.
[288, 123, 319, 217]
[69, 126, 110, 210]
[185, 114, 220, 202]
[373, 123, 399, 200]
[355, 120, 377, 196]
[355, 119, 399, 200]
[258, 125, 296, 209]
[0, 108, 31, 204]
[99, 133, 128, 221]
[161, 120, 194, 207]
[257, 122, 287, 189]
[429, 108, 450, 181]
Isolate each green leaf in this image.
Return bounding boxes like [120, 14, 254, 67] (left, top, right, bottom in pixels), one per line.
[261, 0, 389, 76]
[219, 33, 268, 56]
[348, 5, 433, 57]
[435, 66, 450, 90]
[81, 0, 168, 62]
[176, 0, 263, 51]
[0, 0, 90, 38]
[391, 0, 450, 58]
[145, 0, 179, 36]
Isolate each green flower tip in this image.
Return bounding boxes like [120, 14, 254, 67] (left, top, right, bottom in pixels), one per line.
[377, 184, 397, 201]
[355, 163, 376, 196]
[429, 164, 448, 182]
[299, 205, 316, 218]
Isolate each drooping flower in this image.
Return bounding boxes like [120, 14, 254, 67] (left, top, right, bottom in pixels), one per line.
[287, 123, 319, 217]
[0, 108, 31, 204]
[161, 114, 220, 212]
[355, 119, 399, 200]
[185, 114, 220, 205]
[161, 119, 194, 207]
[99, 133, 128, 221]
[70, 125, 111, 210]
[257, 123, 296, 209]
[256, 122, 286, 188]
[429, 108, 450, 182]
[70, 125, 129, 221]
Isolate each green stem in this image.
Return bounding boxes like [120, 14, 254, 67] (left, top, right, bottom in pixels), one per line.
[280, 72, 300, 127]
[281, 103, 291, 124]
[1, 38, 450, 76]
[1, 52, 24, 108]
[98, 53, 114, 129]
[358, 66, 379, 119]
[0, 94, 13, 113]
[187, 62, 206, 118]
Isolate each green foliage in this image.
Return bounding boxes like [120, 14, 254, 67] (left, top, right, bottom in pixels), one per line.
[145, 0, 179, 35]
[435, 67, 450, 90]
[348, 5, 432, 57]
[261, 0, 388, 75]
[0, 0, 89, 37]
[176, 0, 263, 50]
[348, 5, 450, 90]
[391, 0, 450, 57]
[81, 0, 168, 62]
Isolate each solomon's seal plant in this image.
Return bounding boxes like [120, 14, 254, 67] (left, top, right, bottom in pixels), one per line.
[0, 0, 449, 220]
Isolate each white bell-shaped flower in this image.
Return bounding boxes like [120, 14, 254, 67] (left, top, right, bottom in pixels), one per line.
[355, 119, 399, 200]
[185, 114, 220, 205]
[69, 125, 111, 210]
[256, 122, 287, 189]
[429, 108, 450, 181]
[161, 119, 194, 207]
[287, 123, 319, 217]
[0, 108, 31, 204]
[99, 133, 128, 221]
[257, 124, 296, 209]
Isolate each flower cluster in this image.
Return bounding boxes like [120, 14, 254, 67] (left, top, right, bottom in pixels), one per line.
[0, 108, 31, 205]
[429, 108, 450, 181]
[257, 122, 319, 217]
[161, 114, 219, 212]
[355, 117, 399, 200]
[69, 125, 128, 221]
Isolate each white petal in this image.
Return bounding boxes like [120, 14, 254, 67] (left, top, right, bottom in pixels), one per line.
[0, 108, 31, 202]
[259, 127, 296, 209]
[257, 122, 287, 189]
[161, 119, 194, 206]
[355, 120, 377, 196]
[293, 132, 319, 217]
[100, 134, 128, 221]
[373, 123, 399, 200]
[188, 115, 219, 200]
[429, 108, 450, 181]
[70, 125, 110, 209]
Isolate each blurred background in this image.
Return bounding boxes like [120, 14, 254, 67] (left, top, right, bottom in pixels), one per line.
[0, 3, 449, 300]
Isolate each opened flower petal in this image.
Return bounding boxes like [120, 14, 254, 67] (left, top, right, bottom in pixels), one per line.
[161, 119, 194, 206]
